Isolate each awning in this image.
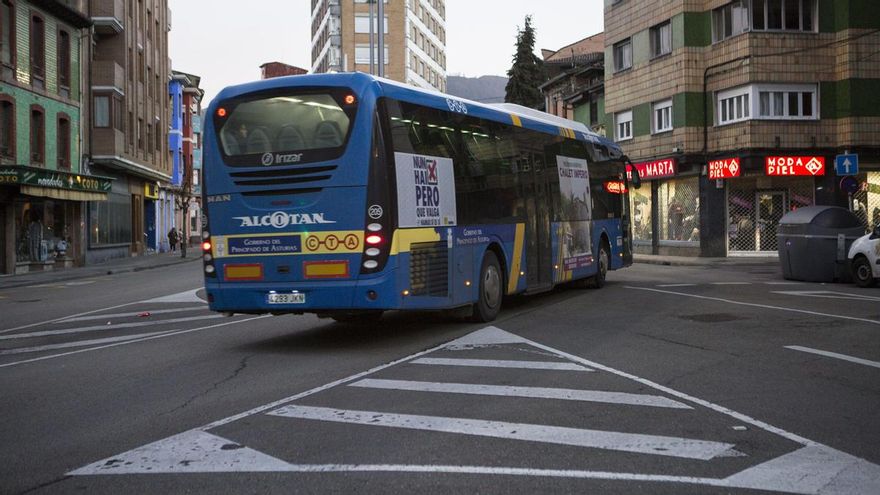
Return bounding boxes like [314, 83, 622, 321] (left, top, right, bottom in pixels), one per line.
[21, 185, 108, 201]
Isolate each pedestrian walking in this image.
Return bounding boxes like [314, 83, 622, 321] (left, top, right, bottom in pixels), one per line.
[168, 227, 179, 253]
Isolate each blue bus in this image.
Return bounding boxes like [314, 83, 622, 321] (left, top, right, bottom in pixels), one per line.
[201, 72, 639, 322]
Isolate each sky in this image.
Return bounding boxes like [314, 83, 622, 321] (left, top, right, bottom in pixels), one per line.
[168, 0, 605, 106]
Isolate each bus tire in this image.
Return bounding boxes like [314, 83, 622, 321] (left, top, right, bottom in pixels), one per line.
[471, 251, 503, 322]
[586, 241, 609, 289]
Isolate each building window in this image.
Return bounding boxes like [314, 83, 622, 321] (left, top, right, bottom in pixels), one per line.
[57, 114, 70, 169]
[752, 0, 816, 32]
[30, 13, 45, 88]
[615, 110, 633, 141]
[355, 44, 388, 64]
[354, 14, 387, 34]
[613, 38, 632, 72]
[712, 1, 749, 42]
[652, 99, 673, 133]
[1, 0, 15, 78]
[0, 96, 13, 160]
[717, 88, 751, 125]
[30, 105, 44, 165]
[94, 95, 110, 127]
[758, 85, 816, 119]
[650, 21, 671, 58]
[58, 29, 71, 96]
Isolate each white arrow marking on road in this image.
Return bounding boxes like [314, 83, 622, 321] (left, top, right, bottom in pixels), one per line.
[0, 331, 169, 355]
[0, 314, 224, 340]
[785, 346, 880, 369]
[141, 288, 205, 304]
[70, 430, 293, 475]
[411, 357, 593, 371]
[350, 379, 691, 409]
[772, 290, 880, 302]
[268, 405, 734, 460]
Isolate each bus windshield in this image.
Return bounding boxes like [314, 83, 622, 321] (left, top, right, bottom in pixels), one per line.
[215, 91, 356, 165]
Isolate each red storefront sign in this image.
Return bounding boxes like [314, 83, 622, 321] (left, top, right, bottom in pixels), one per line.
[626, 158, 677, 180]
[708, 157, 741, 180]
[765, 156, 825, 176]
[604, 181, 627, 194]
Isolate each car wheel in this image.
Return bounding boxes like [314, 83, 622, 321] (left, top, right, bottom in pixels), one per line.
[852, 256, 876, 288]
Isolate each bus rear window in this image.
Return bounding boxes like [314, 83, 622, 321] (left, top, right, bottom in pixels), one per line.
[215, 91, 356, 165]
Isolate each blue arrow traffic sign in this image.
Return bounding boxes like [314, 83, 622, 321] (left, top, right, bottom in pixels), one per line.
[835, 154, 858, 176]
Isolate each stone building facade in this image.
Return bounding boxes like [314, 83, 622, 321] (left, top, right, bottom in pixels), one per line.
[604, 0, 880, 257]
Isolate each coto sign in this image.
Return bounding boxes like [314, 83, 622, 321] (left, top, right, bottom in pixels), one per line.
[708, 158, 741, 180]
[765, 156, 825, 176]
[604, 181, 627, 194]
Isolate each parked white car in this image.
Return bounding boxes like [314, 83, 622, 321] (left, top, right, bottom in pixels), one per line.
[848, 225, 880, 288]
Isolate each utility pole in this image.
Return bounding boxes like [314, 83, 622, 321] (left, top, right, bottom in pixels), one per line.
[377, 0, 384, 77]
[368, 0, 375, 75]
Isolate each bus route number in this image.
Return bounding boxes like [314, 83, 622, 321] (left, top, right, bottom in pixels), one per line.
[446, 98, 468, 114]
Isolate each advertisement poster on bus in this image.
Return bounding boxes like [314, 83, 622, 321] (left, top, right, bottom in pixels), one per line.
[395, 152, 457, 228]
[556, 155, 592, 270]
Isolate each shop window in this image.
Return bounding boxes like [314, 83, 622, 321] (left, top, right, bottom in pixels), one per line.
[57, 114, 70, 169]
[0, 96, 13, 160]
[615, 110, 632, 141]
[30, 105, 44, 165]
[652, 99, 673, 134]
[630, 181, 653, 243]
[650, 21, 671, 58]
[852, 171, 880, 233]
[658, 177, 700, 242]
[30, 13, 45, 88]
[89, 191, 132, 246]
[613, 38, 632, 72]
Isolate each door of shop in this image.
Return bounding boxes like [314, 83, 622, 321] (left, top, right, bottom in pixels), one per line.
[756, 191, 786, 252]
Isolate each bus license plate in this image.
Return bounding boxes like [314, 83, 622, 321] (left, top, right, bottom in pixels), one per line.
[267, 292, 305, 304]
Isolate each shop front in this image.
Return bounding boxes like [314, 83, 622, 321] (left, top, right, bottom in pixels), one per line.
[0, 165, 112, 274]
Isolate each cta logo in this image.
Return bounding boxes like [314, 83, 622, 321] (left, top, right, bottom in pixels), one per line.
[233, 211, 336, 228]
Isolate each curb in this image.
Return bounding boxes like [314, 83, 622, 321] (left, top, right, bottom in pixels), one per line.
[0, 256, 201, 291]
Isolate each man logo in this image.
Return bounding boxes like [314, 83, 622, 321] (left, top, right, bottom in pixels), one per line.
[368, 205, 383, 219]
[261, 152, 275, 166]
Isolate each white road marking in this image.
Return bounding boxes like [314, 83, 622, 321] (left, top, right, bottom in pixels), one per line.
[70, 430, 293, 475]
[656, 284, 697, 287]
[411, 357, 592, 371]
[711, 282, 752, 285]
[0, 314, 224, 341]
[350, 379, 691, 409]
[0, 331, 169, 355]
[0, 288, 205, 334]
[0, 315, 269, 369]
[68, 326, 880, 494]
[764, 281, 804, 285]
[625, 286, 880, 327]
[785, 346, 880, 369]
[59, 306, 208, 323]
[772, 290, 880, 302]
[64, 281, 96, 286]
[269, 405, 734, 460]
[141, 288, 204, 304]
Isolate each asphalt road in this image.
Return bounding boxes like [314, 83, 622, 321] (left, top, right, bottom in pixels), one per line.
[0, 261, 878, 494]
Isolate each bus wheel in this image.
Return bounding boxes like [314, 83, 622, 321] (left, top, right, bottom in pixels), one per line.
[587, 241, 609, 289]
[471, 251, 503, 322]
[330, 311, 384, 324]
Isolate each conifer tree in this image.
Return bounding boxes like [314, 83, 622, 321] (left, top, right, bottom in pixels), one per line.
[504, 16, 546, 109]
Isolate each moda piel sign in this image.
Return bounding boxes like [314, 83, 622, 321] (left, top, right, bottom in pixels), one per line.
[626, 159, 677, 181]
[0, 165, 113, 191]
[394, 152, 457, 228]
[765, 156, 825, 176]
[708, 158, 741, 180]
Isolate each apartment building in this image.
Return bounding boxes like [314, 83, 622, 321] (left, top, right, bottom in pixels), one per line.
[541, 33, 606, 134]
[605, 0, 880, 257]
[310, 0, 447, 92]
[0, 0, 109, 275]
[87, 0, 171, 262]
[169, 70, 202, 249]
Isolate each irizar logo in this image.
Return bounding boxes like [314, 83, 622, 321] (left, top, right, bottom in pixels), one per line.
[233, 211, 336, 228]
[261, 152, 304, 166]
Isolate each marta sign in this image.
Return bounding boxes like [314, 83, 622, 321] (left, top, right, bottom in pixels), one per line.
[765, 156, 825, 176]
[626, 159, 677, 180]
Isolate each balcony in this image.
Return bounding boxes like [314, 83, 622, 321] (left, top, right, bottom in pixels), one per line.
[91, 60, 124, 93]
[90, 0, 124, 34]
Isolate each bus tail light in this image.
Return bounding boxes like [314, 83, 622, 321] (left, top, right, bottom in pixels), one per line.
[360, 111, 395, 275]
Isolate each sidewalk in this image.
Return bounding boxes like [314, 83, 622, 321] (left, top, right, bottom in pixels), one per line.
[634, 254, 781, 268]
[0, 252, 201, 291]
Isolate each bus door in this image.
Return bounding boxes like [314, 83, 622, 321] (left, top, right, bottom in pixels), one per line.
[522, 151, 553, 290]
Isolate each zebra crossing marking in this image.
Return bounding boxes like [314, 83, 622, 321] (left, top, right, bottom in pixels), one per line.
[411, 357, 593, 371]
